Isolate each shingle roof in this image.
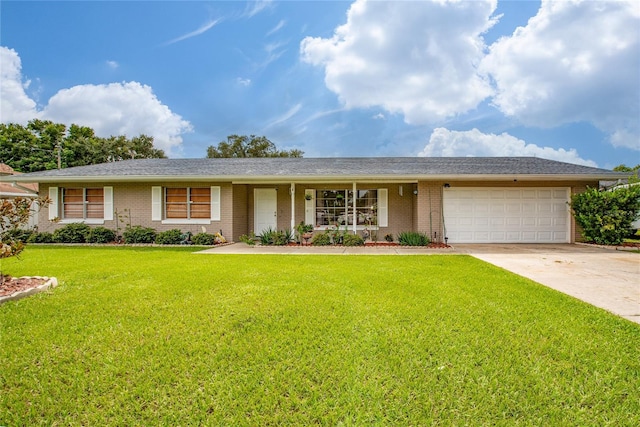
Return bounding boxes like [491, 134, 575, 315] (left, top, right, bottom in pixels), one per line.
[2, 157, 624, 183]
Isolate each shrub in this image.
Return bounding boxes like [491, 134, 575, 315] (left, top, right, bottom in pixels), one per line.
[258, 227, 291, 246]
[398, 231, 430, 246]
[2, 228, 34, 243]
[343, 233, 365, 246]
[155, 229, 184, 245]
[239, 233, 256, 245]
[53, 223, 91, 243]
[570, 186, 640, 245]
[87, 227, 116, 244]
[123, 226, 157, 244]
[384, 233, 394, 243]
[27, 231, 54, 243]
[311, 232, 331, 246]
[192, 232, 215, 245]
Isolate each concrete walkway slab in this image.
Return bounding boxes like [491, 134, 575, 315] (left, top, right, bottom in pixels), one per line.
[197, 243, 640, 324]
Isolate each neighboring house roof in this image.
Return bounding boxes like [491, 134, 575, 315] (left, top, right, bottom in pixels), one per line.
[0, 157, 625, 183]
[0, 163, 38, 197]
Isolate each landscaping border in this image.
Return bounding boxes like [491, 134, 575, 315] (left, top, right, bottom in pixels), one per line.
[0, 276, 58, 304]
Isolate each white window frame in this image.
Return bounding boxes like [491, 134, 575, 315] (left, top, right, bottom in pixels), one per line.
[310, 188, 387, 230]
[53, 186, 112, 225]
[153, 186, 220, 225]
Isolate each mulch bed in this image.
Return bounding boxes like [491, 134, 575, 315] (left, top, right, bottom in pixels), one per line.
[0, 276, 48, 297]
[287, 242, 452, 248]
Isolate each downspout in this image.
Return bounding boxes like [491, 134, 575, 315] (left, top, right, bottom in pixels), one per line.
[441, 184, 447, 244]
[428, 186, 433, 240]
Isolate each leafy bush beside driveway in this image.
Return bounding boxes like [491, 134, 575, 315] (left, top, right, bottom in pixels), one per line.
[571, 185, 640, 245]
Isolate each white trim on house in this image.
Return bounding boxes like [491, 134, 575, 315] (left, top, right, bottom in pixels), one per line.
[377, 188, 388, 227]
[210, 186, 220, 221]
[304, 189, 315, 226]
[151, 186, 162, 221]
[48, 187, 58, 220]
[103, 186, 113, 221]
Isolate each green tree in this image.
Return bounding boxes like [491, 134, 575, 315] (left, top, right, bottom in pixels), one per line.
[206, 135, 303, 158]
[0, 120, 166, 172]
[613, 164, 640, 183]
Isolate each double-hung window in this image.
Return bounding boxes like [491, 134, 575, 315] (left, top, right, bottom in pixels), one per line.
[165, 188, 211, 219]
[62, 188, 104, 219]
[152, 186, 220, 224]
[48, 186, 113, 223]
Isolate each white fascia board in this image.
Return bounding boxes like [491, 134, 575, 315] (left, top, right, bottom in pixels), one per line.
[2, 173, 623, 184]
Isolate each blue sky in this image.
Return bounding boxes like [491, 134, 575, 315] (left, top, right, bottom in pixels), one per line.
[1, 0, 638, 169]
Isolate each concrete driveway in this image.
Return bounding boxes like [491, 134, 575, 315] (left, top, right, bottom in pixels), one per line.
[455, 244, 640, 325]
[199, 243, 640, 324]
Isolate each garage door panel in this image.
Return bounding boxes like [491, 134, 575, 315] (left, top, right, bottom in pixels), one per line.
[475, 217, 489, 226]
[539, 217, 552, 226]
[506, 217, 521, 226]
[444, 187, 569, 243]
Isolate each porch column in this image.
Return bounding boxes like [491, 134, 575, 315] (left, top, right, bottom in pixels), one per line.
[290, 183, 296, 232]
[352, 182, 357, 234]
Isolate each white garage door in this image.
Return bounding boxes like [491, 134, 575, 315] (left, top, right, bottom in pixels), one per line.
[443, 187, 570, 243]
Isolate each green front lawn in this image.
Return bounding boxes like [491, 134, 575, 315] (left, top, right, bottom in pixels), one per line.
[2, 247, 638, 425]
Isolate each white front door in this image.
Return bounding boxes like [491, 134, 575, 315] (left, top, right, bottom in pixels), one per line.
[254, 188, 278, 234]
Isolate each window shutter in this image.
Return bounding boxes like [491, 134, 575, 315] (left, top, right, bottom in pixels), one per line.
[103, 187, 113, 220]
[48, 187, 58, 220]
[210, 186, 220, 221]
[305, 189, 315, 226]
[378, 188, 388, 227]
[151, 186, 162, 221]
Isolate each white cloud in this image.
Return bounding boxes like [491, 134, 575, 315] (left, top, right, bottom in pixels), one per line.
[481, 0, 640, 149]
[300, 0, 498, 124]
[1, 47, 192, 157]
[0, 46, 38, 123]
[419, 127, 597, 167]
[106, 60, 119, 69]
[267, 19, 285, 36]
[164, 18, 221, 45]
[236, 77, 252, 87]
[42, 82, 192, 156]
[265, 103, 302, 128]
[244, 0, 273, 18]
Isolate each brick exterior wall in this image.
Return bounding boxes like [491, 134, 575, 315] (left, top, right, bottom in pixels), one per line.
[35, 179, 598, 243]
[39, 182, 234, 239]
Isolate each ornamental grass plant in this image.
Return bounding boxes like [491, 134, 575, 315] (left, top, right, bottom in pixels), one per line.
[1, 247, 638, 425]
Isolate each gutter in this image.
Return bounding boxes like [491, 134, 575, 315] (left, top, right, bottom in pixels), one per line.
[10, 182, 39, 195]
[0, 173, 625, 184]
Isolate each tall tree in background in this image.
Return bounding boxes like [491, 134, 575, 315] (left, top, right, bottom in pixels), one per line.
[613, 164, 640, 183]
[0, 120, 166, 172]
[206, 135, 303, 158]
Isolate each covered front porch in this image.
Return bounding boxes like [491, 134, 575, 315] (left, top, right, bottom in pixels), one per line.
[231, 181, 431, 242]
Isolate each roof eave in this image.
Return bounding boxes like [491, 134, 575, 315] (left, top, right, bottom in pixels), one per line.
[2, 172, 621, 184]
